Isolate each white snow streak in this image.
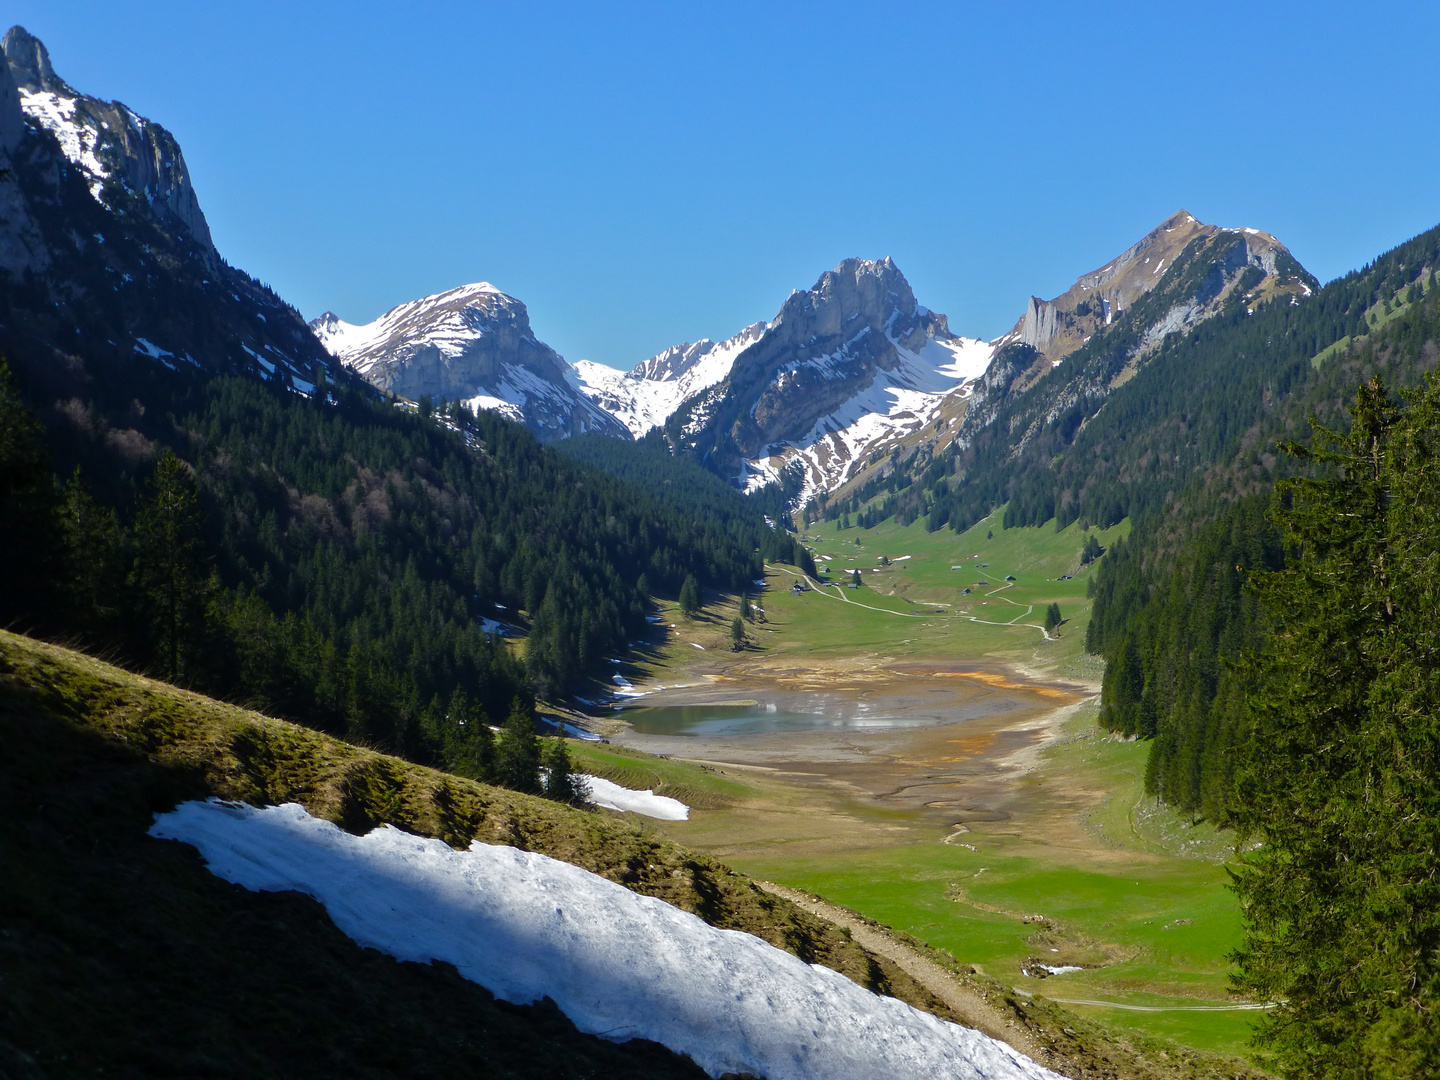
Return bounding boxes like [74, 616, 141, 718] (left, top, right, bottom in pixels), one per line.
[151, 800, 1060, 1080]
[19, 90, 110, 201]
[573, 323, 767, 437]
[581, 776, 689, 820]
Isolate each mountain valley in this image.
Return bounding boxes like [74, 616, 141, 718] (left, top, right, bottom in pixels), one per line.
[5, 17, 1440, 1080]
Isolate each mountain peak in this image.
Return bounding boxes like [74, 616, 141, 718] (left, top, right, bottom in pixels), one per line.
[1003, 210, 1311, 362]
[312, 284, 630, 442]
[2, 26, 64, 94]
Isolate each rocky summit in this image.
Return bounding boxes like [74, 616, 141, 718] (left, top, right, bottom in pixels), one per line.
[1001, 210, 1313, 365]
[0, 25, 342, 402]
[312, 284, 631, 443]
[659, 257, 992, 501]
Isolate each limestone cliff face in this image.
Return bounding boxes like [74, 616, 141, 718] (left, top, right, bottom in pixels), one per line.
[0, 25, 344, 403]
[312, 284, 631, 443]
[671, 258, 934, 455]
[1004, 210, 1312, 364]
[3, 25, 214, 253]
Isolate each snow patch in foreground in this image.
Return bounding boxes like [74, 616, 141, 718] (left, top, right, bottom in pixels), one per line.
[581, 776, 689, 820]
[151, 800, 1059, 1080]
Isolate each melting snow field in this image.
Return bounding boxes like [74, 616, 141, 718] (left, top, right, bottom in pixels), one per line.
[581, 775, 689, 820]
[152, 800, 1060, 1080]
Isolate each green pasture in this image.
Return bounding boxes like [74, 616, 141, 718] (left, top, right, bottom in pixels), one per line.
[565, 741, 760, 810]
[751, 510, 1128, 665]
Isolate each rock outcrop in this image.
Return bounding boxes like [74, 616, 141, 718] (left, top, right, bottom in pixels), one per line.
[661, 257, 992, 498]
[1001, 210, 1312, 365]
[4, 25, 214, 252]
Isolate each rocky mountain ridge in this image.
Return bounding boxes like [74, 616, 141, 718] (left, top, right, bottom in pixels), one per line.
[572, 322, 767, 438]
[1001, 210, 1312, 364]
[660, 257, 993, 501]
[311, 284, 629, 443]
[814, 212, 1317, 509]
[0, 25, 344, 407]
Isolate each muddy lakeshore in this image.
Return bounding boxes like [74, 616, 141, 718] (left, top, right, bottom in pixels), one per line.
[612, 660, 1091, 835]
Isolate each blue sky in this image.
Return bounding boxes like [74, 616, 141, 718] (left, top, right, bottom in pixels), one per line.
[13, 1, 1440, 368]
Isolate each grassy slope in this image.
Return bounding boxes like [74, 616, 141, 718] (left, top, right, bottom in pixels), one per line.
[0, 629, 1253, 1080]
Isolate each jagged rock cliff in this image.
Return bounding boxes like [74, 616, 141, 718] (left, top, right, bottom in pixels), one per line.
[662, 257, 992, 499]
[4, 26, 213, 253]
[312, 284, 630, 443]
[0, 25, 343, 402]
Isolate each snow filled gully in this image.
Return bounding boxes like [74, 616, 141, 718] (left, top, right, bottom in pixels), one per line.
[152, 800, 1060, 1080]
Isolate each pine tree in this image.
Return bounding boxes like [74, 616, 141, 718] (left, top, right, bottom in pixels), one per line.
[541, 738, 586, 805]
[0, 361, 60, 623]
[59, 469, 123, 637]
[132, 450, 207, 680]
[678, 574, 701, 617]
[730, 616, 745, 651]
[852, 569, 862, 587]
[1230, 374, 1440, 1077]
[494, 697, 542, 793]
[740, 595, 753, 621]
[1044, 602, 1062, 634]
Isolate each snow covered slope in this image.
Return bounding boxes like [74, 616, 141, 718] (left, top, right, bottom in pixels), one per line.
[153, 800, 1060, 1080]
[311, 284, 630, 443]
[742, 331, 992, 500]
[573, 322, 766, 437]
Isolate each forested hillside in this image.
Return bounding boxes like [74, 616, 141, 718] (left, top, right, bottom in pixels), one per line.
[555, 430, 815, 577]
[0, 358, 802, 776]
[1086, 230, 1440, 821]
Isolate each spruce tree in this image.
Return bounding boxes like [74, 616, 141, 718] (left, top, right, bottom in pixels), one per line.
[494, 697, 542, 793]
[678, 574, 701, 617]
[132, 450, 207, 680]
[1044, 602, 1062, 634]
[1230, 374, 1440, 1077]
[730, 616, 745, 651]
[0, 361, 60, 623]
[59, 469, 123, 637]
[541, 738, 586, 805]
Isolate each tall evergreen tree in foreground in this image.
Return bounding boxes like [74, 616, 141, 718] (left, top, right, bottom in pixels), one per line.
[1231, 375, 1440, 1077]
[132, 451, 208, 681]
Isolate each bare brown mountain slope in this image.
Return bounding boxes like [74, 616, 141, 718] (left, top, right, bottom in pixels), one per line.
[1003, 210, 1310, 365]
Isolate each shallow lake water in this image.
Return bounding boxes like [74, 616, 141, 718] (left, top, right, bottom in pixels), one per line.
[620, 682, 1026, 737]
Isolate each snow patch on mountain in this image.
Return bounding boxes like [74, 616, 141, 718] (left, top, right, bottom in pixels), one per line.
[311, 284, 629, 443]
[152, 799, 1060, 1080]
[18, 88, 108, 199]
[743, 333, 993, 502]
[574, 322, 767, 437]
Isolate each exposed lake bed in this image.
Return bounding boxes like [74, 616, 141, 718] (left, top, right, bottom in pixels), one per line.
[609, 660, 1090, 830]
